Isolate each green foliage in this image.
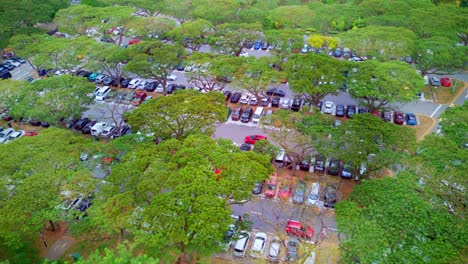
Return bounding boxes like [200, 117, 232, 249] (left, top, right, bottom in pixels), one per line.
[440, 101, 468, 145]
[265, 5, 315, 29]
[168, 19, 214, 51]
[336, 175, 465, 263]
[0, 79, 23, 110]
[286, 54, 346, 104]
[347, 60, 425, 111]
[73, 242, 159, 263]
[8, 75, 95, 125]
[414, 37, 467, 74]
[211, 22, 263, 55]
[191, 0, 240, 25]
[127, 90, 227, 139]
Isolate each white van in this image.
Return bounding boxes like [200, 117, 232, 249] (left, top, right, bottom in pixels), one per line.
[274, 149, 286, 164]
[252, 107, 264, 124]
[91, 122, 110, 136]
[233, 231, 250, 257]
[95, 86, 111, 101]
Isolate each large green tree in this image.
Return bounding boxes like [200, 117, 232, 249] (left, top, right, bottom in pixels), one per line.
[414, 37, 467, 74]
[126, 90, 227, 140]
[286, 54, 346, 105]
[125, 41, 186, 95]
[265, 5, 316, 29]
[439, 101, 468, 146]
[0, 79, 23, 110]
[168, 19, 213, 52]
[347, 60, 425, 112]
[87, 44, 133, 87]
[9, 75, 95, 125]
[336, 174, 465, 263]
[211, 23, 263, 56]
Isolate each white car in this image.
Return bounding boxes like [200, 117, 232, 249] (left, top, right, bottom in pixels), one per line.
[240, 51, 249, 57]
[0, 128, 15, 144]
[239, 94, 250, 104]
[136, 80, 148, 90]
[155, 84, 164, 93]
[281, 98, 291, 109]
[6, 130, 25, 143]
[267, 237, 282, 262]
[250, 232, 267, 258]
[167, 74, 177, 81]
[301, 45, 309, 53]
[5, 60, 21, 67]
[91, 122, 110, 137]
[94, 86, 111, 101]
[128, 78, 142, 89]
[323, 101, 334, 114]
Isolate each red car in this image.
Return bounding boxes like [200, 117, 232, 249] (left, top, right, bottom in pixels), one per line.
[393, 111, 404, 125]
[132, 91, 148, 106]
[244, 134, 267, 144]
[264, 174, 278, 198]
[128, 38, 140, 45]
[278, 175, 293, 199]
[441, 77, 452, 87]
[24, 131, 38, 137]
[284, 220, 314, 240]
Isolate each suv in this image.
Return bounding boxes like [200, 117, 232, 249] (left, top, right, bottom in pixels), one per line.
[285, 220, 314, 239]
[240, 107, 253, 123]
[291, 98, 302, 112]
[271, 97, 280, 107]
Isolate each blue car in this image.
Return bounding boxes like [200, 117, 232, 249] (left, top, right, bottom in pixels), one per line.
[405, 113, 417, 126]
[254, 40, 261, 50]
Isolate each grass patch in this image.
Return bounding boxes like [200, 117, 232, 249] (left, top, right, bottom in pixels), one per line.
[415, 114, 436, 141]
[422, 79, 465, 104]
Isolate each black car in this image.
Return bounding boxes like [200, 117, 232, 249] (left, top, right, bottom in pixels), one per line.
[28, 119, 42, 126]
[11, 57, 26, 64]
[299, 160, 310, 171]
[38, 68, 48, 76]
[334, 48, 342, 58]
[66, 119, 81, 129]
[0, 70, 12, 80]
[261, 41, 269, 50]
[358, 107, 368, 114]
[174, 85, 186, 92]
[271, 96, 280, 107]
[176, 62, 185, 71]
[346, 105, 356, 118]
[230, 92, 241, 104]
[316, 101, 323, 111]
[335, 104, 345, 117]
[0, 63, 14, 71]
[75, 70, 91, 78]
[266, 88, 286, 97]
[260, 97, 271, 106]
[223, 91, 232, 101]
[166, 84, 177, 94]
[73, 118, 90, 130]
[100, 37, 113, 43]
[120, 78, 132, 88]
[291, 98, 302, 112]
[41, 122, 50, 128]
[245, 40, 254, 49]
[252, 181, 264, 195]
[239, 143, 252, 151]
[82, 121, 97, 134]
[145, 81, 158, 92]
[323, 186, 337, 208]
[328, 159, 341, 176]
[111, 125, 131, 139]
[240, 107, 253, 123]
[103, 76, 117, 86]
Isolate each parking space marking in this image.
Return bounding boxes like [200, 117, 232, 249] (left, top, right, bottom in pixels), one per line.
[430, 104, 443, 118]
[250, 211, 262, 216]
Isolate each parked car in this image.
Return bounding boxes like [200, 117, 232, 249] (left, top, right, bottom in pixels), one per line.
[323, 101, 334, 114]
[292, 181, 306, 204]
[430, 76, 441, 86]
[90, 122, 111, 137]
[286, 238, 300, 262]
[323, 185, 337, 208]
[0, 128, 15, 143]
[381, 111, 392, 122]
[252, 181, 264, 195]
[280, 98, 291, 109]
[306, 183, 321, 207]
[81, 120, 97, 134]
[230, 92, 241, 104]
[75, 70, 91, 78]
[245, 40, 254, 49]
[346, 105, 356, 118]
[95, 74, 107, 84]
[122, 91, 137, 104]
[128, 78, 142, 89]
[73, 118, 90, 130]
[253, 39, 261, 50]
[266, 88, 286, 97]
[94, 86, 111, 101]
[341, 162, 353, 179]
[100, 125, 116, 138]
[285, 220, 314, 239]
[5, 130, 25, 143]
[291, 98, 302, 112]
[358, 107, 368, 114]
[244, 134, 267, 144]
[239, 93, 250, 104]
[233, 231, 250, 257]
[167, 74, 177, 81]
[260, 97, 271, 106]
[267, 237, 282, 262]
[104, 91, 116, 102]
[314, 156, 325, 173]
[261, 41, 269, 50]
[103, 76, 116, 86]
[120, 78, 131, 88]
[334, 48, 343, 57]
[328, 159, 341, 175]
[278, 176, 292, 199]
[248, 96, 258, 106]
[24, 131, 38, 137]
[264, 174, 278, 198]
[271, 97, 280, 107]
[299, 160, 310, 171]
[136, 80, 148, 90]
[393, 111, 405, 125]
[239, 143, 252, 151]
[223, 91, 232, 101]
[111, 125, 131, 139]
[441, 77, 451, 87]
[405, 113, 417, 126]
[335, 104, 345, 117]
[231, 106, 243, 121]
[132, 91, 147, 106]
[250, 232, 267, 258]
[240, 107, 253, 123]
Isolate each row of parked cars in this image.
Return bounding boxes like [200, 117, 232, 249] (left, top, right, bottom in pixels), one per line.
[0, 128, 28, 144]
[0, 57, 26, 79]
[228, 220, 315, 263]
[92, 86, 152, 106]
[321, 101, 418, 126]
[66, 117, 131, 139]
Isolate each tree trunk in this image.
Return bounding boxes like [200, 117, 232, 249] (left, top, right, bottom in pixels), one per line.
[49, 220, 56, 232]
[120, 228, 125, 241]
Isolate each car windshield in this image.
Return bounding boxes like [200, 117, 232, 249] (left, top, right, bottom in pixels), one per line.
[309, 193, 319, 200]
[266, 184, 275, 190]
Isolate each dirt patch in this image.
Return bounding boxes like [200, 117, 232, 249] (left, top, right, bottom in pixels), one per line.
[316, 232, 340, 264]
[415, 114, 436, 141]
[422, 80, 466, 104]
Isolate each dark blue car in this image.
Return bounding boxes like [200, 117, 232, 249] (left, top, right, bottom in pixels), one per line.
[405, 113, 417, 126]
[254, 40, 261, 50]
